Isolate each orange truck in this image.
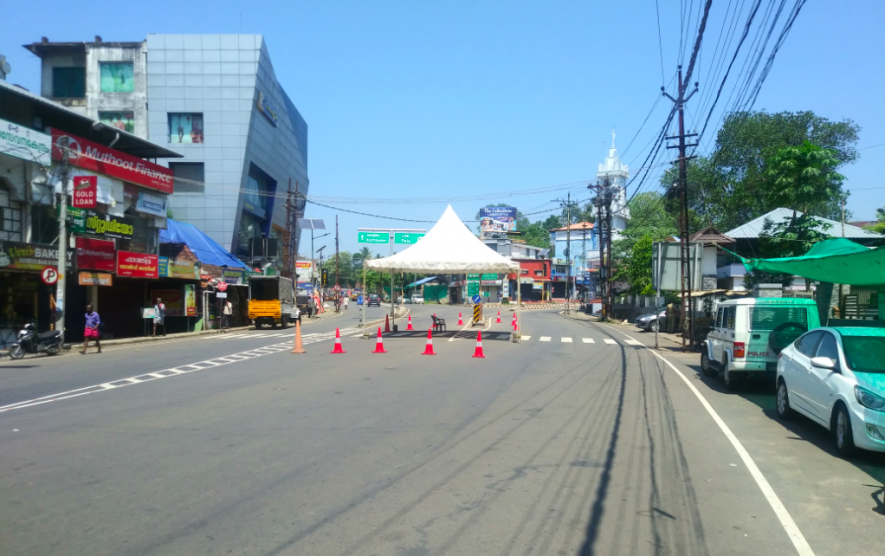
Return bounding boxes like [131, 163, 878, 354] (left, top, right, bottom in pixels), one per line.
[248, 276, 299, 329]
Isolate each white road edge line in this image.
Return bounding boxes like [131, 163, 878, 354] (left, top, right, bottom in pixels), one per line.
[598, 323, 815, 556]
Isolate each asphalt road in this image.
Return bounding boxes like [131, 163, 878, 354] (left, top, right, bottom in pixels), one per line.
[0, 306, 882, 556]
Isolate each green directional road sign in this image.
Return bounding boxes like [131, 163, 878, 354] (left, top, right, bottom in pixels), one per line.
[480, 273, 498, 281]
[466, 273, 480, 280]
[358, 231, 389, 244]
[466, 281, 480, 296]
[394, 232, 425, 244]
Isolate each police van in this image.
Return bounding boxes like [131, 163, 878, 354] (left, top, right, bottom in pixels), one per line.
[700, 298, 821, 390]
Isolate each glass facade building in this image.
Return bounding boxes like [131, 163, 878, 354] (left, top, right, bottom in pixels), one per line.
[144, 34, 308, 263]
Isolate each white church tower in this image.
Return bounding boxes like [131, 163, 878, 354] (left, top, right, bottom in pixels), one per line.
[596, 130, 630, 237]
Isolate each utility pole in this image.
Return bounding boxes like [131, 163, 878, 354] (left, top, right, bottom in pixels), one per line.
[664, 65, 699, 352]
[588, 178, 612, 319]
[54, 136, 72, 342]
[335, 215, 340, 313]
[552, 192, 575, 314]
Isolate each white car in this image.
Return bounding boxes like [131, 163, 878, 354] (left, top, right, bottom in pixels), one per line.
[776, 327, 885, 456]
[410, 294, 424, 304]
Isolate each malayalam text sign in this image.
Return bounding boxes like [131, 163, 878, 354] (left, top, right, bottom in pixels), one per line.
[117, 250, 159, 278]
[358, 231, 389, 244]
[78, 272, 113, 286]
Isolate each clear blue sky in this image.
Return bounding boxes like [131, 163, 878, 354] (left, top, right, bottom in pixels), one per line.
[3, 0, 882, 255]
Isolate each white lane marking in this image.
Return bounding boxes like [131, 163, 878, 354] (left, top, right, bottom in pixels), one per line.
[0, 325, 366, 415]
[539, 337, 551, 342]
[625, 339, 642, 346]
[521, 336, 531, 341]
[561, 337, 573, 343]
[648, 351, 815, 556]
[603, 339, 617, 345]
[595, 322, 815, 556]
[203, 333, 249, 340]
[449, 318, 475, 342]
[582, 338, 595, 344]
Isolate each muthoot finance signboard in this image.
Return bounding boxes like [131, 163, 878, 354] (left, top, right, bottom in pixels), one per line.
[51, 129, 174, 194]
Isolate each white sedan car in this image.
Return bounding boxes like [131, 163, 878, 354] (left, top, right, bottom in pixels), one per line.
[775, 327, 885, 456]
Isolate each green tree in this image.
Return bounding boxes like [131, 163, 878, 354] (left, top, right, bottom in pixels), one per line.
[624, 235, 655, 295]
[764, 141, 844, 214]
[322, 252, 353, 287]
[666, 110, 860, 230]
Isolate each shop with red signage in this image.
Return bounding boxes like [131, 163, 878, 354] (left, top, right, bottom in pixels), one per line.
[50, 129, 180, 342]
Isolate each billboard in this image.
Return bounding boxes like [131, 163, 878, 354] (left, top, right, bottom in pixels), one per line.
[479, 207, 517, 239]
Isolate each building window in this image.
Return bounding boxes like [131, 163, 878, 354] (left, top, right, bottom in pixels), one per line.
[52, 67, 85, 98]
[0, 187, 23, 241]
[169, 162, 205, 193]
[99, 111, 135, 133]
[99, 62, 134, 93]
[520, 269, 528, 275]
[168, 113, 204, 144]
[534, 270, 543, 276]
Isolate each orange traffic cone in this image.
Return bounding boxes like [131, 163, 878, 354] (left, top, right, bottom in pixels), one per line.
[422, 328, 436, 355]
[372, 326, 387, 353]
[496, 310, 502, 323]
[290, 317, 306, 354]
[330, 327, 346, 354]
[472, 330, 485, 358]
[458, 312, 464, 325]
[406, 314, 414, 331]
[384, 314, 391, 333]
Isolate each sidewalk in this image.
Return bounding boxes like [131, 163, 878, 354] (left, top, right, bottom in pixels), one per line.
[1, 309, 348, 360]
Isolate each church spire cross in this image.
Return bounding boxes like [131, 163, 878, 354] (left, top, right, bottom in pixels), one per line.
[611, 129, 616, 148]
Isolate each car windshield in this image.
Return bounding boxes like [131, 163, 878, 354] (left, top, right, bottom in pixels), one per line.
[841, 336, 885, 374]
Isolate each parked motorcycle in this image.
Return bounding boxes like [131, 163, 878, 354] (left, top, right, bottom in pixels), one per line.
[8, 324, 63, 360]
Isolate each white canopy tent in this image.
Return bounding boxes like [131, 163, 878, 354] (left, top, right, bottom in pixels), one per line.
[362, 205, 523, 337]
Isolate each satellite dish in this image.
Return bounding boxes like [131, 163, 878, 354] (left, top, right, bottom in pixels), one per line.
[0, 61, 11, 75]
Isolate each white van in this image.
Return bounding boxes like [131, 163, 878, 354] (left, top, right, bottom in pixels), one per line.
[700, 298, 821, 390]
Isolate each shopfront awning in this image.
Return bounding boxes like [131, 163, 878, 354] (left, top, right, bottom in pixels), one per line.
[160, 219, 249, 269]
[739, 238, 885, 286]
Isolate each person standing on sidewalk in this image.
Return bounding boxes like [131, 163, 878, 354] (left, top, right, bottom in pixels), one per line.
[222, 299, 233, 332]
[80, 304, 101, 354]
[153, 298, 166, 336]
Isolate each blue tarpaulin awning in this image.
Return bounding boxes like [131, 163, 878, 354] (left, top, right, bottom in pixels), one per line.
[405, 276, 438, 289]
[160, 219, 249, 269]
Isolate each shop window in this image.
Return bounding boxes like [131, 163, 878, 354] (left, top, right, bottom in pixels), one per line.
[0, 187, 23, 242]
[52, 67, 85, 98]
[99, 111, 135, 133]
[99, 62, 135, 93]
[169, 162, 205, 193]
[168, 113, 204, 144]
[534, 270, 543, 276]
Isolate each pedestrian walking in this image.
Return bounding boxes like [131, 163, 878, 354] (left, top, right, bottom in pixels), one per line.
[153, 297, 166, 336]
[222, 299, 233, 331]
[80, 304, 101, 354]
[343, 296, 349, 310]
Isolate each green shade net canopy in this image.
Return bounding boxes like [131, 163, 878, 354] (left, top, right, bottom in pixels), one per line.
[740, 238, 885, 286]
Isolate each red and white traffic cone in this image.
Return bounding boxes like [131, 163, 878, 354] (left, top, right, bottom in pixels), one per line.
[422, 328, 436, 355]
[330, 327, 346, 354]
[512, 313, 518, 331]
[406, 314, 414, 331]
[458, 312, 464, 325]
[372, 326, 387, 353]
[496, 310, 502, 323]
[472, 330, 486, 358]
